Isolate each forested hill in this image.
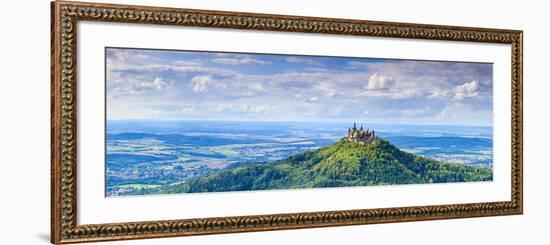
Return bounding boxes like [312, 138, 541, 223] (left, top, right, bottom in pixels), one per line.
[154, 138, 492, 194]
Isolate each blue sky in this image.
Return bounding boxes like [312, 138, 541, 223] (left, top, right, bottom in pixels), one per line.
[106, 48, 493, 126]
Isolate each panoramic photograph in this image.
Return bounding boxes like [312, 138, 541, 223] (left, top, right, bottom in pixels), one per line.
[105, 47, 494, 197]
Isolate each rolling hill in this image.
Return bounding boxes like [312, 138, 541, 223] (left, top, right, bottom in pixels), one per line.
[150, 138, 492, 194]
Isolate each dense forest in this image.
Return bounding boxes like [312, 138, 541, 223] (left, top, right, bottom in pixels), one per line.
[141, 138, 492, 194]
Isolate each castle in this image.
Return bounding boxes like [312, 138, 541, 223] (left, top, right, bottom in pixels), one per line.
[347, 123, 376, 145]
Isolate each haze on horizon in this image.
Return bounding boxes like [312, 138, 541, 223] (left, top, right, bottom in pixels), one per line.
[106, 48, 493, 127]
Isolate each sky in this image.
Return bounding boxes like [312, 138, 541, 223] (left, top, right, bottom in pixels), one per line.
[106, 48, 493, 126]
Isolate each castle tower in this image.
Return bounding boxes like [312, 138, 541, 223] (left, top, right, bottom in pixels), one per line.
[347, 123, 376, 145]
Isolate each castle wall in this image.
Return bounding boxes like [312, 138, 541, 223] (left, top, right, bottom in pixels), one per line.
[347, 124, 376, 145]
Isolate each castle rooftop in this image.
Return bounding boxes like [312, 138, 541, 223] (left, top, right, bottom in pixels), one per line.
[347, 123, 376, 145]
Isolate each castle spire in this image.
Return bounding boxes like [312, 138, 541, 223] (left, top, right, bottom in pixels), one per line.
[347, 123, 375, 145]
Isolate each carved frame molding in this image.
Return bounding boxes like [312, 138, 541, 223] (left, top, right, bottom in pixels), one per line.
[51, 1, 523, 243]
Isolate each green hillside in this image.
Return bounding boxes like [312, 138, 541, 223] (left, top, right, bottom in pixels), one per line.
[152, 138, 492, 194]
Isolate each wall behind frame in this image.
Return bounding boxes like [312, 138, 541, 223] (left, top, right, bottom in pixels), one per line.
[0, 0, 547, 244]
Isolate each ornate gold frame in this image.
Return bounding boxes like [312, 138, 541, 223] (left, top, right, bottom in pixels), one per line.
[51, 1, 523, 243]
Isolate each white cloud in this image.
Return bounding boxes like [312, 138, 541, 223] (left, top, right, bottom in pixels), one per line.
[214, 82, 229, 90]
[317, 82, 338, 97]
[211, 105, 229, 112]
[212, 57, 270, 65]
[190, 75, 213, 92]
[109, 63, 236, 77]
[366, 74, 396, 90]
[391, 88, 423, 99]
[400, 107, 431, 117]
[304, 67, 333, 72]
[108, 49, 156, 64]
[437, 102, 492, 125]
[355, 88, 422, 100]
[346, 61, 370, 69]
[247, 82, 265, 92]
[427, 89, 450, 99]
[453, 80, 479, 100]
[308, 97, 319, 102]
[285, 57, 323, 66]
[214, 76, 266, 97]
[180, 107, 197, 114]
[152, 77, 167, 90]
[174, 60, 202, 66]
[107, 76, 171, 98]
[240, 104, 268, 113]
